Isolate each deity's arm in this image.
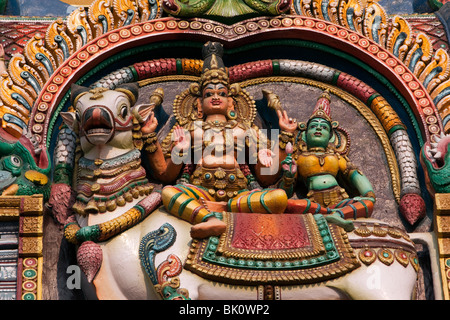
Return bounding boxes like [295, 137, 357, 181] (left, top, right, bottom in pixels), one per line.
[262, 88, 298, 180]
[245, 125, 280, 186]
[144, 142, 184, 184]
[277, 142, 298, 198]
[275, 106, 300, 192]
[339, 156, 376, 199]
[137, 91, 187, 183]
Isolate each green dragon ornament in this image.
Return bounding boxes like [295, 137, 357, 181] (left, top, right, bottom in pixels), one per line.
[162, 0, 290, 22]
[0, 131, 51, 200]
[421, 132, 450, 195]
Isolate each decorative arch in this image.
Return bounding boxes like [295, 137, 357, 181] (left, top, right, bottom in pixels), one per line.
[29, 16, 442, 148]
[87, 57, 420, 206]
[24, 18, 427, 221]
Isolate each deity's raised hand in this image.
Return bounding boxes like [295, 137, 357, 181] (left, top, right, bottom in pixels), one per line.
[172, 125, 190, 151]
[141, 111, 158, 134]
[277, 109, 297, 133]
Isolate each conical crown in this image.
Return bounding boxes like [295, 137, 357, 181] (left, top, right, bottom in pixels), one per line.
[199, 42, 229, 89]
[309, 90, 332, 123]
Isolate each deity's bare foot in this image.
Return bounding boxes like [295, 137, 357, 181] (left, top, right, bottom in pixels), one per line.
[325, 212, 355, 232]
[190, 217, 226, 239]
[204, 200, 227, 212]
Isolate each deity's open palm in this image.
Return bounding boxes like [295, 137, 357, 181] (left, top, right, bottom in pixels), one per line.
[172, 125, 190, 151]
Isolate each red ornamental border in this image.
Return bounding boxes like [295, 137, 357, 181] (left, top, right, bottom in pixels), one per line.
[30, 15, 442, 148]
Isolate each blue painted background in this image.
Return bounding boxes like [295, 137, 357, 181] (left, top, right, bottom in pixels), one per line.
[5, 0, 74, 17]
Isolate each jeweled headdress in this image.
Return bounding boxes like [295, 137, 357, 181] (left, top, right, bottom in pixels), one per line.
[297, 89, 350, 155]
[163, 42, 258, 156]
[308, 89, 332, 123]
[172, 41, 256, 129]
[198, 41, 229, 90]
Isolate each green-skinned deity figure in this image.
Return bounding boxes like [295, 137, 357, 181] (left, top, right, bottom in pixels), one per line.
[277, 90, 376, 230]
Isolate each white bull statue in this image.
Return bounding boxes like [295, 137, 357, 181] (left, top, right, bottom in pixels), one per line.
[52, 84, 420, 300]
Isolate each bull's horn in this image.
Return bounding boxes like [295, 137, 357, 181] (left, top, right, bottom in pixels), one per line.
[116, 83, 139, 105]
[70, 84, 90, 106]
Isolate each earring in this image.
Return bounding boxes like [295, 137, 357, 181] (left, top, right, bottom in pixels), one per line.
[227, 109, 237, 120]
[195, 98, 203, 119]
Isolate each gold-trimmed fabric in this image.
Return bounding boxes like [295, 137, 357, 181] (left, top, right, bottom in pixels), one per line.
[185, 213, 360, 285]
[217, 212, 324, 261]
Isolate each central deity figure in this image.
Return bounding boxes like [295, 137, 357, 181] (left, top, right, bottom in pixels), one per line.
[141, 42, 288, 238]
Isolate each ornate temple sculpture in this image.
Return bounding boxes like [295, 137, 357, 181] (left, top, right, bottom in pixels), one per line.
[31, 42, 420, 300]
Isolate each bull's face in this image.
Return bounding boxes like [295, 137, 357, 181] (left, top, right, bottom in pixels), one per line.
[76, 90, 133, 145]
[80, 104, 115, 145]
[61, 84, 139, 150]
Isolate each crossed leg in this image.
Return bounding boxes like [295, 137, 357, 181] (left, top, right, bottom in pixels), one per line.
[162, 184, 288, 238]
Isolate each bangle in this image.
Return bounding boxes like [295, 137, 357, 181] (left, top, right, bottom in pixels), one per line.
[363, 191, 376, 200]
[281, 174, 296, 187]
[144, 135, 158, 153]
[201, 211, 223, 222]
[145, 144, 157, 153]
[142, 131, 157, 141]
[143, 132, 158, 153]
[279, 130, 295, 150]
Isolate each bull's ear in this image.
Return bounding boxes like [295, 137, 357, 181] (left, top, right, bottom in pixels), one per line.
[60, 112, 77, 129]
[116, 83, 139, 105]
[70, 84, 90, 105]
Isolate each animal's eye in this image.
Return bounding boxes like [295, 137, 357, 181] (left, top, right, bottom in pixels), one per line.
[2, 155, 22, 174]
[119, 105, 128, 119]
[10, 156, 21, 167]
